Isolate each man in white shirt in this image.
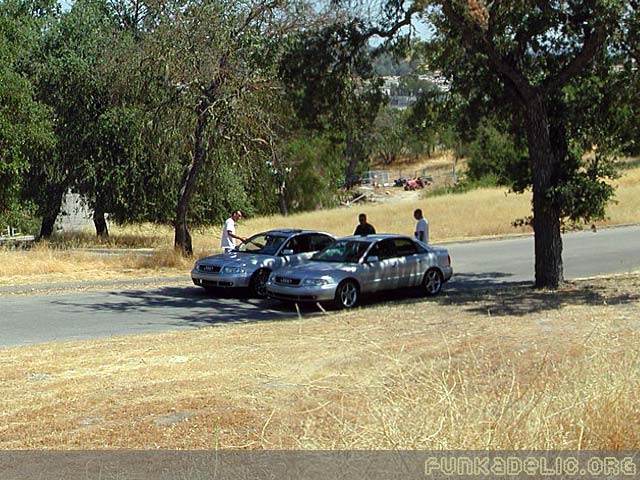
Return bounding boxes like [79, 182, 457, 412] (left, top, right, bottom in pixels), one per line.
[414, 208, 429, 244]
[221, 210, 246, 252]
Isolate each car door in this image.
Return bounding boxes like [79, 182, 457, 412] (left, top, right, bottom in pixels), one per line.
[393, 237, 421, 287]
[361, 239, 400, 292]
[281, 233, 330, 267]
[278, 235, 308, 267]
[306, 233, 334, 255]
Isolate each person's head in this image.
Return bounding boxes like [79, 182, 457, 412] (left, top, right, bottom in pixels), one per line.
[413, 208, 423, 220]
[358, 213, 367, 225]
[231, 210, 243, 221]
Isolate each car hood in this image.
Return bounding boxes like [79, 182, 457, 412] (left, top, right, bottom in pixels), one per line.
[196, 251, 276, 269]
[275, 261, 357, 277]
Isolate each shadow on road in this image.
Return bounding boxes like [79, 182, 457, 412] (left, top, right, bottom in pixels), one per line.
[50, 270, 639, 328]
[434, 272, 639, 318]
[358, 271, 638, 318]
[51, 285, 298, 328]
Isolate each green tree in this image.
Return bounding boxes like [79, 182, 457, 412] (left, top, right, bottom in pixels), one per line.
[466, 117, 529, 187]
[0, 0, 55, 231]
[139, 0, 305, 255]
[371, 107, 410, 165]
[432, 0, 629, 288]
[23, 0, 119, 237]
[279, 21, 386, 182]
[337, 0, 630, 288]
[280, 132, 345, 211]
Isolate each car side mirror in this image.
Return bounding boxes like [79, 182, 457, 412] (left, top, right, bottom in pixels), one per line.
[366, 255, 379, 263]
[282, 249, 294, 255]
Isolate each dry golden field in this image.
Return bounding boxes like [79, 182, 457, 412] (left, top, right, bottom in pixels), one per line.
[1, 274, 638, 449]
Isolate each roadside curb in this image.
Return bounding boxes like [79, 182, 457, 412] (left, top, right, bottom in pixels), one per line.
[0, 276, 191, 295]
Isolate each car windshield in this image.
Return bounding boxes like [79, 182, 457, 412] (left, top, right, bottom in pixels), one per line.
[236, 233, 287, 255]
[312, 239, 371, 263]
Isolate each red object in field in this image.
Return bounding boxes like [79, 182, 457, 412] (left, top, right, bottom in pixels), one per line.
[404, 179, 418, 190]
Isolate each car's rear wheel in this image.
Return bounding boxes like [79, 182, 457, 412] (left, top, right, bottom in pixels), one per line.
[249, 268, 271, 298]
[423, 268, 443, 296]
[335, 280, 359, 309]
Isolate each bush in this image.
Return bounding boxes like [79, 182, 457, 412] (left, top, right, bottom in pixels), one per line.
[282, 134, 344, 212]
[467, 119, 528, 186]
[0, 203, 40, 236]
[426, 175, 500, 197]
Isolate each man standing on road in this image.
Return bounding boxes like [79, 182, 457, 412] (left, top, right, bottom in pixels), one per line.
[221, 210, 246, 252]
[354, 213, 376, 236]
[414, 208, 429, 244]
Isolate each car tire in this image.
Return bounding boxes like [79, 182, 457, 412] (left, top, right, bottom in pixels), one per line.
[334, 280, 359, 309]
[249, 268, 271, 298]
[423, 268, 443, 296]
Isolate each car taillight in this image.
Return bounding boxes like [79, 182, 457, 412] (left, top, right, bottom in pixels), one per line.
[447, 254, 451, 266]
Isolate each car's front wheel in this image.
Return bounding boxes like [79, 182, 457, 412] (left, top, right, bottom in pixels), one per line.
[249, 269, 271, 298]
[423, 268, 444, 296]
[334, 280, 359, 309]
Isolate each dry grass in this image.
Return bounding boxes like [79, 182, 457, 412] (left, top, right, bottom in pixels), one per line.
[1, 273, 638, 449]
[247, 187, 533, 241]
[0, 243, 195, 287]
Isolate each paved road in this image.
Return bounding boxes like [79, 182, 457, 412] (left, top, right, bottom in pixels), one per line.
[446, 225, 640, 289]
[1, 225, 639, 348]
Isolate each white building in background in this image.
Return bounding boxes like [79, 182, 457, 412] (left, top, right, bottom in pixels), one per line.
[381, 71, 451, 110]
[381, 75, 401, 97]
[55, 191, 95, 233]
[419, 71, 451, 92]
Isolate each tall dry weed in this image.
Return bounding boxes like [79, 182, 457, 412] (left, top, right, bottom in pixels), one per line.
[284, 326, 640, 450]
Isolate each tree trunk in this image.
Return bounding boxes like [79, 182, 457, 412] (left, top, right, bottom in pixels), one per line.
[343, 128, 359, 183]
[272, 151, 288, 216]
[278, 182, 288, 216]
[39, 186, 66, 239]
[524, 96, 563, 289]
[93, 201, 109, 238]
[174, 113, 209, 256]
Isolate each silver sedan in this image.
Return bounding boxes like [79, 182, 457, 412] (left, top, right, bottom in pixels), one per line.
[266, 234, 453, 308]
[191, 229, 335, 297]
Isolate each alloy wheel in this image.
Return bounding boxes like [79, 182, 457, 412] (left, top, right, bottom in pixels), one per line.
[424, 269, 443, 296]
[337, 281, 358, 308]
[251, 269, 270, 298]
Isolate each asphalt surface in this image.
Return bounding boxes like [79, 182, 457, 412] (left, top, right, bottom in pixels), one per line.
[1, 225, 639, 349]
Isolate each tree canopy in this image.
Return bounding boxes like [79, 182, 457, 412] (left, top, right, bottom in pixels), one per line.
[333, 0, 634, 288]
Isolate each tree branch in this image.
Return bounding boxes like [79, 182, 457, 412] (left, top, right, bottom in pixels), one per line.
[543, 26, 608, 93]
[363, 5, 418, 40]
[440, 0, 534, 102]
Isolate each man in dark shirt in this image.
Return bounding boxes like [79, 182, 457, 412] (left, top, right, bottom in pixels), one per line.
[354, 213, 376, 236]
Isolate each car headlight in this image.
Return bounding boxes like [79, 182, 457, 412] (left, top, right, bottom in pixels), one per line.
[222, 266, 246, 274]
[302, 278, 330, 286]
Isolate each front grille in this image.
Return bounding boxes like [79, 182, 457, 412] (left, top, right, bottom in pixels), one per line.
[199, 280, 234, 288]
[274, 276, 301, 286]
[267, 290, 317, 301]
[199, 265, 221, 273]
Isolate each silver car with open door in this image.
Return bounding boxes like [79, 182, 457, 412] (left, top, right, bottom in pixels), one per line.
[266, 234, 452, 308]
[191, 229, 335, 297]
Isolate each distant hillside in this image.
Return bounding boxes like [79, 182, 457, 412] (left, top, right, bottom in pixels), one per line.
[372, 51, 418, 76]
